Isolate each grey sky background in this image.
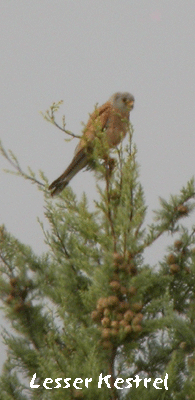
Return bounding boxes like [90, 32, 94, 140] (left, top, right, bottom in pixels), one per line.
[0, 1, 195, 371]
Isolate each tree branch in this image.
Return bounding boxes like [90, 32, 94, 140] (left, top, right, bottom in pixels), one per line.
[41, 100, 81, 139]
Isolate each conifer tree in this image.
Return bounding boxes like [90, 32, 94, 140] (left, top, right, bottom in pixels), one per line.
[0, 103, 195, 400]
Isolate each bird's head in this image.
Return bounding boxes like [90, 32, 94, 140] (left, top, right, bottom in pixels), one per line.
[110, 92, 135, 112]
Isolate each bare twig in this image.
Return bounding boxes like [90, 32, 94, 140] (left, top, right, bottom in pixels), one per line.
[41, 100, 81, 139]
[0, 140, 45, 189]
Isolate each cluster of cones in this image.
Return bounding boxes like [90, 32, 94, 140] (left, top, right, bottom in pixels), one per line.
[91, 252, 143, 349]
[167, 239, 191, 275]
[6, 277, 32, 312]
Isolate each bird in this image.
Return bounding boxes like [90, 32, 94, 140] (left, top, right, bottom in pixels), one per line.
[49, 92, 134, 196]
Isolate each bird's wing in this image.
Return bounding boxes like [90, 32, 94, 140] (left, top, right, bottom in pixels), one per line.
[49, 102, 112, 196]
[74, 101, 112, 155]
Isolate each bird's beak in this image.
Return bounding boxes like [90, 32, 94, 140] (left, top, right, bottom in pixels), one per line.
[127, 100, 134, 110]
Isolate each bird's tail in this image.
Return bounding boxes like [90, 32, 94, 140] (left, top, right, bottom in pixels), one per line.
[49, 148, 88, 196]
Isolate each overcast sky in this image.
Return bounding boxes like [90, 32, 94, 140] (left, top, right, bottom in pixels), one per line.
[1, 0, 195, 371]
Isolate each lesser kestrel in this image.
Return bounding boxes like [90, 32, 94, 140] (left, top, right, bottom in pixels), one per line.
[49, 92, 134, 196]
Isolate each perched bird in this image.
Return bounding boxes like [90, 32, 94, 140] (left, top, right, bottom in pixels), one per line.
[49, 92, 134, 196]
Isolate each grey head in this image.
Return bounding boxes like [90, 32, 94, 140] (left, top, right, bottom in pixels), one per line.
[109, 92, 135, 112]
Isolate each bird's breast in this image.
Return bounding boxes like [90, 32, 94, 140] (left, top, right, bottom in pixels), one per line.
[105, 112, 129, 148]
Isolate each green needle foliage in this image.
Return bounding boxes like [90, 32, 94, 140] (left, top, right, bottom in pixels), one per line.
[0, 121, 195, 400]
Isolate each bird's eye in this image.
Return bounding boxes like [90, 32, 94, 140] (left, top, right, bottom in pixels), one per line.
[123, 97, 127, 103]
